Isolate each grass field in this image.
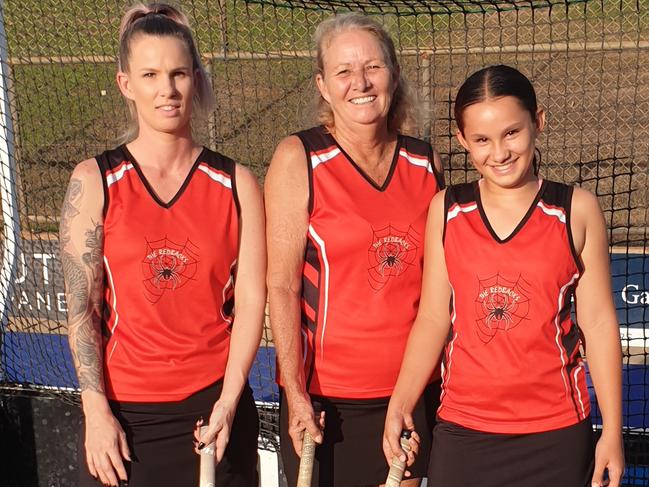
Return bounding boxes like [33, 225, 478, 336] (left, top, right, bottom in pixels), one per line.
[0, 0, 645, 241]
[1, 0, 647, 241]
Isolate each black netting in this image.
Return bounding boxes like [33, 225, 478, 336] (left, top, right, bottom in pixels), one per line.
[0, 0, 646, 481]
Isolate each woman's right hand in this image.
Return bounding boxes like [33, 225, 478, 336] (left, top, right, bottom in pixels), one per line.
[84, 408, 131, 486]
[287, 392, 324, 456]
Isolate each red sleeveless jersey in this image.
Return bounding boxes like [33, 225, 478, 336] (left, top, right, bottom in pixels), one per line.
[440, 180, 590, 433]
[291, 126, 443, 399]
[96, 145, 239, 402]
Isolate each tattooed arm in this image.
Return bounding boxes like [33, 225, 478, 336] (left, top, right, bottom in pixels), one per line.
[60, 159, 130, 487]
[60, 163, 104, 393]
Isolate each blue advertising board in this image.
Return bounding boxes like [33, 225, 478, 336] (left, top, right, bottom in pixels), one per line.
[1, 250, 647, 418]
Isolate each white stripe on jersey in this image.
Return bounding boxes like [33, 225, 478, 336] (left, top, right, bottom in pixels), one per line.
[447, 202, 478, 222]
[104, 256, 120, 363]
[308, 224, 330, 361]
[311, 147, 341, 170]
[108, 341, 118, 364]
[106, 163, 134, 188]
[553, 272, 580, 395]
[197, 163, 232, 189]
[301, 329, 308, 365]
[537, 201, 567, 224]
[399, 149, 433, 173]
[440, 286, 459, 406]
[572, 362, 587, 419]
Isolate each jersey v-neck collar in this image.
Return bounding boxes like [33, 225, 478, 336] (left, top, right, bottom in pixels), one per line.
[120, 144, 206, 209]
[475, 178, 547, 244]
[326, 130, 402, 192]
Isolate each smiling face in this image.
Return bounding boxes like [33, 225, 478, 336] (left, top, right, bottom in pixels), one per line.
[117, 34, 196, 136]
[315, 28, 397, 131]
[456, 95, 545, 189]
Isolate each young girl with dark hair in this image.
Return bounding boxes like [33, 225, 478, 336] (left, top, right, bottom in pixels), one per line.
[383, 65, 624, 487]
[60, 3, 265, 486]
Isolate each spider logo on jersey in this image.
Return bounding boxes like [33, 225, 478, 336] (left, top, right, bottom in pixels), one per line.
[474, 272, 531, 343]
[142, 237, 199, 304]
[367, 224, 420, 291]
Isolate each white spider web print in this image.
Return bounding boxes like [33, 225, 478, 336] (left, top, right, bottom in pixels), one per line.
[142, 237, 200, 304]
[367, 224, 420, 292]
[474, 272, 531, 344]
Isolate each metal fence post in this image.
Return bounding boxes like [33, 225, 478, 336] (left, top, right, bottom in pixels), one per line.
[0, 0, 21, 337]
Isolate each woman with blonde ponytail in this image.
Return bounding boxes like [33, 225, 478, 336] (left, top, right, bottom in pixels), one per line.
[60, 4, 265, 486]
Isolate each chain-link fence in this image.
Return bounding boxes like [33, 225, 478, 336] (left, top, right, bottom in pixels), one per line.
[0, 0, 647, 482]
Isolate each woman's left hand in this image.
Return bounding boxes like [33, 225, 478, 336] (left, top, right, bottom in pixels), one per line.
[194, 400, 237, 464]
[591, 432, 625, 487]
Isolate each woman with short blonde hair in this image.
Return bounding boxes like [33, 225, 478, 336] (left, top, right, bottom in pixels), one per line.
[266, 12, 444, 486]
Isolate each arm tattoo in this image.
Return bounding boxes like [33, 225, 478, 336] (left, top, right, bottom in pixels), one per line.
[60, 177, 106, 393]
